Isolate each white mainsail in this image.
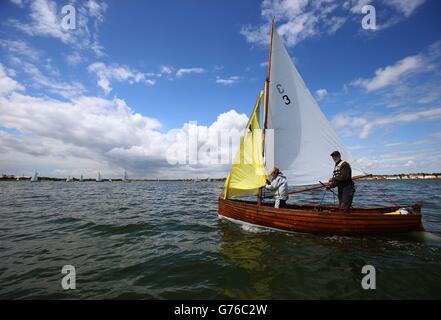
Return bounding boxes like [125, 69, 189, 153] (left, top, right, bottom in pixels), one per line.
[96, 172, 102, 182]
[30, 171, 38, 182]
[264, 29, 365, 186]
[79, 174, 84, 182]
[122, 170, 128, 181]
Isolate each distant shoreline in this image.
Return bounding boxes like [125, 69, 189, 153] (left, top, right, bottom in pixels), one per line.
[1, 173, 441, 182]
[0, 175, 226, 182]
[361, 173, 441, 180]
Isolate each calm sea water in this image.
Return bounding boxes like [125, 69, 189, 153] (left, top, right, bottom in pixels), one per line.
[1, 180, 440, 299]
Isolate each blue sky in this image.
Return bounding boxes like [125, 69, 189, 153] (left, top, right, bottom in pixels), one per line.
[0, 0, 441, 178]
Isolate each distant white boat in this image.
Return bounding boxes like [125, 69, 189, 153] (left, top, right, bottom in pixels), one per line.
[108, 178, 112, 182]
[79, 174, 84, 182]
[30, 171, 38, 182]
[122, 170, 129, 182]
[16, 177, 19, 181]
[66, 176, 73, 182]
[96, 172, 102, 182]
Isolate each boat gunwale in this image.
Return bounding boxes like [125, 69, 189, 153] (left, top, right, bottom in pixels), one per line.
[219, 197, 422, 219]
[218, 198, 424, 235]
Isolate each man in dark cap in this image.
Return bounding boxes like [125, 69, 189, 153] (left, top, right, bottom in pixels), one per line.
[327, 151, 355, 213]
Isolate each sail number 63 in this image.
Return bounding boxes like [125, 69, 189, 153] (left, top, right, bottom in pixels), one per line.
[276, 84, 291, 105]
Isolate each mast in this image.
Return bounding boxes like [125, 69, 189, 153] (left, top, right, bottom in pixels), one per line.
[263, 17, 275, 136]
[258, 17, 275, 206]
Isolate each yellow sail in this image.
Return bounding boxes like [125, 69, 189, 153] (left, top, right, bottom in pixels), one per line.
[223, 91, 266, 199]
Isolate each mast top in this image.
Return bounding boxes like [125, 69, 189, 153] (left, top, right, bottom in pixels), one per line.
[266, 17, 275, 82]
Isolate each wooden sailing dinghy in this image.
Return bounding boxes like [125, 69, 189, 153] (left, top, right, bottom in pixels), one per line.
[218, 20, 423, 235]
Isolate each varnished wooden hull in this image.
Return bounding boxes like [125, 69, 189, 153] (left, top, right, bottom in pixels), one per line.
[218, 198, 424, 235]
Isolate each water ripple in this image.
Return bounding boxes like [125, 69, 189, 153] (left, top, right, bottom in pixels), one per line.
[0, 180, 440, 299]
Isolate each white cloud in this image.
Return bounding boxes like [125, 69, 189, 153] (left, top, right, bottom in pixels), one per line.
[66, 52, 83, 66]
[153, 65, 207, 80]
[347, 41, 441, 111]
[10, 0, 24, 6]
[333, 108, 441, 139]
[0, 130, 51, 157]
[387, 0, 425, 17]
[0, 91, 163, 173]
[159, 65, 174, 75]
[384, 140, 430, 147]
[13, 0, 72, 43]
[216, 76, 240, 86]
[384, 142, 406, 147]
[349, 0, 372, 14]
[353, 143, 441, 174]
[88, 62, 156, 94]
[432, 131, 441, 139]
[316, 88, 328, 100]
[348, 0, 426, 17]
[325, 16, 348, 35]
[351, 55, 426, 91]
[262, 0, 309, 19]
[0, 64, 24, 95]
[176, 67, 206, 77]
[0, 64, 248, 178]
[356, 152, 420, 173]
[342, 148, 441, 174]
[0, 39, 41, 61]
[84, 0, 108, 22]
[241, 0, 344, 47]
[417, 90, 441, 104]
[213, 65, 224, 72]
[348, 0, 426, 30]
[242, 0, 426, 47]
[10, 58, 85, 98]
[278, 12, 319, 46]
[241, 24, 271, 47]
[10, 0, 107, 56]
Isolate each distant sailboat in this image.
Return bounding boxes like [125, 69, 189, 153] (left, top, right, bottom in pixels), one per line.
[108, 178, 112, 182]
[66, 176, 73, 182]
[96, 172, 102, 182]
[79, 174, 84, 182]
[122, 170, 129, 182]
[30, 171, 38, 182]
